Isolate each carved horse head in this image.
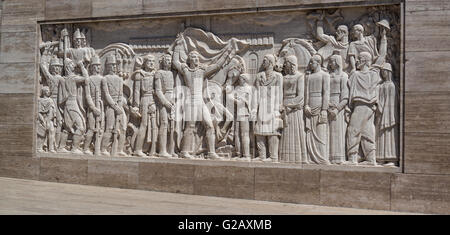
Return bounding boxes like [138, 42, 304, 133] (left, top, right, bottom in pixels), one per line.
[276, 38, 317, 73]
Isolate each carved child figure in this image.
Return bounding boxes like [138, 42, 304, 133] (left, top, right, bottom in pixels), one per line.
[37, 86, 57, 153]
[133, 54, 159, 157]
[83, 55, 106, 155]
[155, 54, 177, 158]
[102, 55, 127, 157]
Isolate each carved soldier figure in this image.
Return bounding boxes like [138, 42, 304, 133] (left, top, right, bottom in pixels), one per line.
[155, 54, 177, 158]
[253, 54, 284, 163]
[101, 55, 127, 157]
[375, 62, 398, 165]
[133, 54, 159, 157]
[346, 52, 382, 165]
[58, 58, 88, 154]
[60, 28, 93, 66]
[348, 24, 379, 73]
[327, 54, 349, 164]
[172, 36, 235, 160]
[304, 54, 330, 165]
[280, 55, 307, 164]
[83, 55, 105, 155]
[40, 57, 64, 150]
[226, 73, 255, 161]
[37, 86, 57, 153]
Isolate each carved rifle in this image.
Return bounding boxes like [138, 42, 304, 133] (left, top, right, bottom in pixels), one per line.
[94, 86, 103, 156]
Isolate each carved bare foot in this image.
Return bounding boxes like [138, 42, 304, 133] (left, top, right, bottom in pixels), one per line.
[180, 152, 195, 159]
[134, 150, 147, 158]
[49, 149, 56, 153]
[117, 151, 128, 157]
[101, 151, 110, 156]
[159, 152, 172, 158]
[206, 152, 223, 160]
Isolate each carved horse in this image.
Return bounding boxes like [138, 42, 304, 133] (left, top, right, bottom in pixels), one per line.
[276, 38, 317, 73]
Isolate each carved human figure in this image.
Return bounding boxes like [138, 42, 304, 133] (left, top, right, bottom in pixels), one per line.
[304, 54, 330, 165]
[253, 54, 284, 163]
[133, 54, 158, 157]
[226, 73, 255, 161]
[348, 24, 379, 73]
[172, 36, 235, 160]
[375, 62, 398, 164]
[60, 28, 93, 67]
[346, 52, 382, 165]
[314, 15, 349, 70]
[327, 54, 349, 164]
[40, 57, 64, 150]
[57, 58, 88, 154]
[101, 55, 127, 157]
[83, 55, 105, 155]
[280, 55, 307, 164]
[155, 54, 177, 158]
[37, 86, 57, 153]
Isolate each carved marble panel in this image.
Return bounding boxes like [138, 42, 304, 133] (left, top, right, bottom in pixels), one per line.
[36, 5, 402, 169]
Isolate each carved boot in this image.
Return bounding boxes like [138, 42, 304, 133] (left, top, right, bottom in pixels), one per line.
[57, 132, 70, 153]
[83, 131, 94, 155]
[134, 128, 148, 157]
[100, 132, 111, 156]
[158, 127, 171, 158]
[180, 126, 195, 159]
[117, 133, 128, 157]
[72, 134, 84, 154]
[149, 127, 158, 157]
[205, 129, 223, 160]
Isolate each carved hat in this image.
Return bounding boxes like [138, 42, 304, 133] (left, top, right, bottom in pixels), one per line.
[375, 62, 393, 72]
[105, 55, 117, 65]
[91, 55, 101, 66]
[80, 31, 86, 39]
[73, 28, 83, 39]
[50, 57, 63, 67]
[285, 55, 298, 66]
[376, 19, 391, 30]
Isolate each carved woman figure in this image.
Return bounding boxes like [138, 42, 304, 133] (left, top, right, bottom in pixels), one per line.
[304, 54, 330, 165]
[327, 54, 349, 164]
[375, 62, 398, 165]
[280, 55, 307, 164]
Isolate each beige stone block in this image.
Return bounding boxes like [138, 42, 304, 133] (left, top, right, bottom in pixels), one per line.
[405, 9, 450, 52]
[320, 170, 392, 210]
[255, 0, 367, 8]
[143, 0, 195, 14]
[391, 173, 450, 214]
[39, 157, 88, 184]
[194, 0, 256, 11]
[255, 168, 320, 205]
[404, 132, 450, 175]
[0, 31, 36, 63]
[1, 0, 44, 33]
[87, 159, 139, 189]
[0, 156, 40, 180]
[193, 165, 254, 199]
[405, 51, 450, 92]
[92, 0, 143, 18]
[0, 63, 36, 93]
[404, 91, 450, 133]
[0, 94, 34, 125]
[138, 162, 194, 194]
[45, 0, 92, 20]
[406, 0, 450, 11]
[0, 124, 33, 157]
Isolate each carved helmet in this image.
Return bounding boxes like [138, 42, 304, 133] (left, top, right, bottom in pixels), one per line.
[105, 55, 117, 65]
[376, 62, 393, 72]
[50, 57, 63, 67]
[73, 28, 83, 39]
[91, 55, 101, 66]
[376, 19, 391, 30]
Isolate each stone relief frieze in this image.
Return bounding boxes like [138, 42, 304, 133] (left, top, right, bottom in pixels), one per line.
[37, 6, 401, 167]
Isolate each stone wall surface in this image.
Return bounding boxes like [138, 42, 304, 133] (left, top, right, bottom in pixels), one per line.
[0, 0, 448, 214]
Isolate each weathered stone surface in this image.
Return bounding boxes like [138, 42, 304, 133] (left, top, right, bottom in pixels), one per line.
[320, 170, 392, 210]
[39, 157, 88, 184]
[406, 0, 450, 12]
[404, 132, 450, 175]
[0, 63, 36, 93]
[87, 159, 139, 189]
[0, 0, 44, 33]
[45, 0, 92, 20]
[404, 91, 450, 133]
[0, 156, 39, 180]
[0, 94, 34, 124]
[255, 168, 320, 205]
[138, 162, 195, 194]
[194, 165, 254, 199]
[143, 0, 195, 14]
[405, 51, 450, 92]
[0, 31, 36, 63]
[92, 0, 143, 18]
[391, 173, 450, 214]
[405, 9, 450, 52]
[0, 124, 33, 157]
[194, 0, 256, 11]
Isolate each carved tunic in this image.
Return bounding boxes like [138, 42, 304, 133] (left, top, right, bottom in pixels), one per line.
[348, 35, 379, 63]
[376, 80, 398, 161]
[280, 72, 306, 163]
[58, 74, 86, 133]
[37, 97, 56, 137]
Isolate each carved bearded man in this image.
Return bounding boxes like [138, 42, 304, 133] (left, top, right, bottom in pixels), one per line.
[155, 54, 177, 158]
[58, 58, 88, 154]
[83, 55, 106, 155]
[102, 55, 127, 157]
[346, 52, 382, 165]
[172, 37, 235, 160]
[133, 54, 158, 157]
[253, 54, 284, 163]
